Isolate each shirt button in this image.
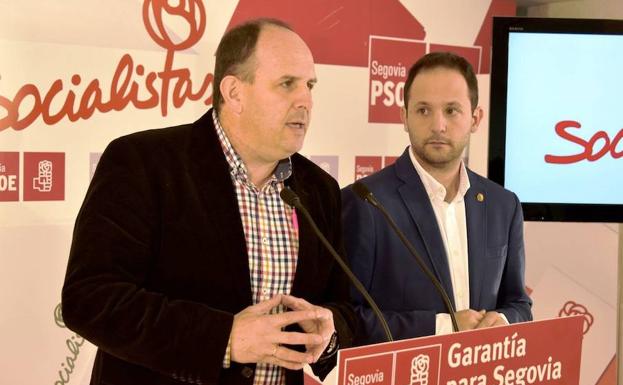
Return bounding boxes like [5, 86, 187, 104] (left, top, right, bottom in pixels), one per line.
[241, 367, 254, 378]
[262, 237, 269, 245]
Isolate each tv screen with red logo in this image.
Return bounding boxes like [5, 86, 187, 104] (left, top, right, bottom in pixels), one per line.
[489, 17, 623, 222]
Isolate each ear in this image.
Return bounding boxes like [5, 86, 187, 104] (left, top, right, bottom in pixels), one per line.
[470, 106, 484, 134]
[400, 106, 409, 133]
[220, 75, 243, 114]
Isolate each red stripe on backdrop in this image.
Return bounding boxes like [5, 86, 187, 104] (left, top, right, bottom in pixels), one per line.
[595, 355, 617, 385]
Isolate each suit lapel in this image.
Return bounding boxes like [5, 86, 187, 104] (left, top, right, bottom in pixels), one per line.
[287, 163, 318, 298]
[394, 151, 456, 308]
[465, 171, 486, 309]
[189, 110, 252, 307]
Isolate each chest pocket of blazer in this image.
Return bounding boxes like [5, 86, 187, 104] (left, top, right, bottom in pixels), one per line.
[483, 245, 508, 294]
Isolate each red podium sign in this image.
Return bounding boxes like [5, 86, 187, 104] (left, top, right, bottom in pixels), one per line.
[337, 316, 583, 385]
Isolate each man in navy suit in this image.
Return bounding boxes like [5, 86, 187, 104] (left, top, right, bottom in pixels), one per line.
[342, 52, 532, 345]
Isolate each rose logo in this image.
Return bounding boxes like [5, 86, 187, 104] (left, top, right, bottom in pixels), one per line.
[559, 300, 594, 335]
[141, 0, 210, 116]
[54, 303, 66, 328]
[410, 354, 430, 385]
[143, 0, 206, 51]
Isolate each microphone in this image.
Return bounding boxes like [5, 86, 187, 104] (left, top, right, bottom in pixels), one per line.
[280, 187, 394, 342]
[352, 182, 460, 333]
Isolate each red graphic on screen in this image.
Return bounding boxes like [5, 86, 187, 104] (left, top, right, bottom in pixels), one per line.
[558, 300, 594, 335]
[544, 120, 623, 164]
[0, 0, 213, 133]
[355, 156, 382, 180]
[227, 0, 425, 68]
[0, 152, 20, 202]
[23, 152, 65, 201]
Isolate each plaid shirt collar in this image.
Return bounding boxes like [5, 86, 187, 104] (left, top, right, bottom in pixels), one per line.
[212, 110, 292, 186]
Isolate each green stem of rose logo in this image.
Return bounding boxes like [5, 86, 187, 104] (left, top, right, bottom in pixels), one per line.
[54, 303, 86, 385]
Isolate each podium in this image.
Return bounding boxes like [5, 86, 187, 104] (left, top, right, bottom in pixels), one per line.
[305, 316, 584, 385]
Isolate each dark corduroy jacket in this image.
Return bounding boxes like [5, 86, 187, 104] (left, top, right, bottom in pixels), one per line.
[62, 109, 357, 385]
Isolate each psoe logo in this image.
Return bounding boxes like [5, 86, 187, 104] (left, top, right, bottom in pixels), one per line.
[368, 39, 482, 124]
[0, 0, 212, 133]
[354, 155, 399, 180]
[33, 160, 54, 192]
[23, 152, 65, 201]
[395, 345, 441, 385]
[558, 300, 594, 335]
[410, 354, 430, 385]
[354, 156, 382, 181]
[0, 152, 20, 201]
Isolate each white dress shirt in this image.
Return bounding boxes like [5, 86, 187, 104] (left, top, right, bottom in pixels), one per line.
[408, 147, 471, 335]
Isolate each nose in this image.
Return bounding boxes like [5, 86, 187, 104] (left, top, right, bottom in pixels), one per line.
[294, 84, 313, 111]
[431, 110, 447, 133]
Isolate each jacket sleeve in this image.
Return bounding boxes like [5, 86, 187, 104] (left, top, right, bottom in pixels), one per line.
[61, 136, 232, 384]
[309, 176, 359, 379]
[495, 193, 533, 323]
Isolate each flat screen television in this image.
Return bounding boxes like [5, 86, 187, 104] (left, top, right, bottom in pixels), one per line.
[489, 16, 623, 222]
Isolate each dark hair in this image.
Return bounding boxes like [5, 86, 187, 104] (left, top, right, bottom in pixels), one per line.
[213, 18, 292, 112]
[403, 52, 478, 112]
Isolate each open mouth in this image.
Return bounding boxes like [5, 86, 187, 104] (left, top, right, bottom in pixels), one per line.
[286, 122, 306, 129]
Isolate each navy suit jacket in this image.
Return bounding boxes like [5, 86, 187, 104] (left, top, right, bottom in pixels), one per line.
[342, 148, 532, 345]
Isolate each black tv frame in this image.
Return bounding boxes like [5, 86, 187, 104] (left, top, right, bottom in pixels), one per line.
[488, 16, 623, 223]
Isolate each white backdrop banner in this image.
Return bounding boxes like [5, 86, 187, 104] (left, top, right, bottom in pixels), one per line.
[0, 1, 616, 385]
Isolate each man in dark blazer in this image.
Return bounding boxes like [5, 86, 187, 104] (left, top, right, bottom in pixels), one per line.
[342, 52, 532, 345]
[62, 19, 356, 385]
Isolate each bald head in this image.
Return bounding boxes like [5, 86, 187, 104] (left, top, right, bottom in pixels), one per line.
[215, 18, 317, 172]
[213, 18, 294, 112]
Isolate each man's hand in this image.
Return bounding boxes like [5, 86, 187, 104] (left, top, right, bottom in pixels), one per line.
[475, 311, 507, 329]
[455, 309, 486, 331]
[230, 295, 324, 370]
[281, 295, 335, 362]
